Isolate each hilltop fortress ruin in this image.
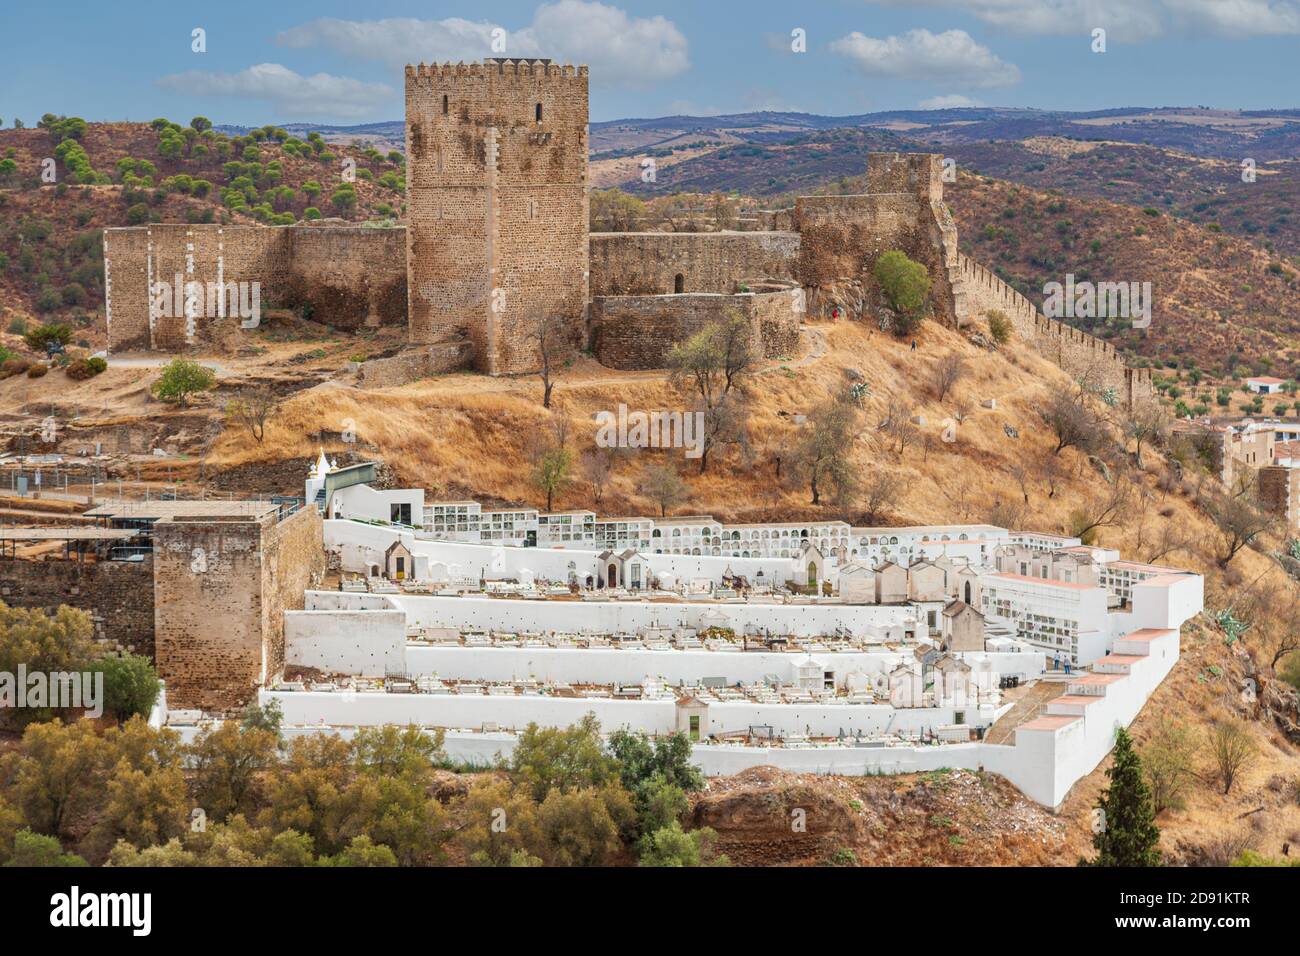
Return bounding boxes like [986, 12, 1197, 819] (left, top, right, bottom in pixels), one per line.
[102, 58, 1151, 405]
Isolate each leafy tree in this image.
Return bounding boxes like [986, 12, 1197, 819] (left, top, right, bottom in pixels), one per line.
[239, 698, 283, 739]
[151, 359, 216, 406]
[1082, 727, 1161, 867]
[190, 721, 279, 822]
[4, 829, 87, 867]
[532, 785, 634, 866]
[326, 835, 398, 867]
[190, 116, 212, 132]
[2, 719, 111, 839]
[86, 718, 189, 859]
[986, 309, 1012, 344]
[638, 821, 724, 867]
[91, 654, 161, 722]
[23, 323, 73, 353]
[873, 249, 931, 334]
[512, 715, 617, 802]
[456, 779, 544, 867]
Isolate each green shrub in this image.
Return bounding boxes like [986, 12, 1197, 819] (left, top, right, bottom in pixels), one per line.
[986, 309, 1012, 345]
[873, 249, 931, 336]
[65, 356, 106, 380]
[91, 654, 162, 722]
[151, 358, 215, 405]
[23, 323, 72, 352]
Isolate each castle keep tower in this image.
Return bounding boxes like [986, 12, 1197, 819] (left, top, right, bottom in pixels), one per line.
[404, 59, 590, 375]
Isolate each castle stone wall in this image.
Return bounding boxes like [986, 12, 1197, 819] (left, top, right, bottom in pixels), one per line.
[153, 507, 323, 711]
[957, 254, 1152, 405]
[589, 231, 800, 297]
[405, 60, 589, 375]
[102, 224, 407, 351]
[795, 154, 959, 329]
[591, 289, 801, 370]
[0, 557, 155, 658]
[283, 226, 407, 330]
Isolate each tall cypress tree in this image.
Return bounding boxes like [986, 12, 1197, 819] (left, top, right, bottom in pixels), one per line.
[1083, 727, 1162, 867]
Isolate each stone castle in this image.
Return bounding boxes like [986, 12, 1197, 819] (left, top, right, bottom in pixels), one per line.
[102, 58, 1151, 404]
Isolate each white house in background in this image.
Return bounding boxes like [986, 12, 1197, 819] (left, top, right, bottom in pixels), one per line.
[1246, 376, 1287, 395]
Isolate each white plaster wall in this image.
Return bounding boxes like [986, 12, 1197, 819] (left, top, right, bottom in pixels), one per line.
[389, 593, 918, 638]
[325, 520, 801, 585]
[285, 610, 406, 676]
[404, 644, 1044, 687]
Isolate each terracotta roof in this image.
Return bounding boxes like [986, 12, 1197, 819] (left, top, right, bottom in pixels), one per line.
[1118, 628, 1175, 642]
[1051, 695, 1105, 707]
[1069, 673, 1125, 685]
[1092, 654, 1144, 666]
[1018, 715, 1081, 732]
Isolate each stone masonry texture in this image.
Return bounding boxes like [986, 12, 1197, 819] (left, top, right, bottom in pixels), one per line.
[152, 507, 324, 712]
[405, 59, 590, 375]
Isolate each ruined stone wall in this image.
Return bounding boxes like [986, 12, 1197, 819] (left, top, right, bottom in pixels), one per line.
[405, 60, 589, 375]
[102, 224, 407, 351]
[0, 558, 154, 658]
[795, 154, 961, 329]
[589, 231, 800, 297]
[355, 341, 474, 389]
[282, 226, 407, 330]
[152, 507, 323, 712]
[956, 254, 1152, 405]
[591, 289, 801, 370]
[1259, 466, 1300, 531]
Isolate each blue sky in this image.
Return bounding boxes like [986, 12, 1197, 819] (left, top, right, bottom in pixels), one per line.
[1, 1, 1297, 126]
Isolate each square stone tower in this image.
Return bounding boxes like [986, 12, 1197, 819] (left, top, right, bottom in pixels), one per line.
[404, 58, 590, 375]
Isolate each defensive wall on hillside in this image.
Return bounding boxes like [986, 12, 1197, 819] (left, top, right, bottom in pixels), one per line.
[590, 287, 801, 370]
[103, 224, 407, 351]
[588, 231, 801, 296]
[956, 254, 1153, 404]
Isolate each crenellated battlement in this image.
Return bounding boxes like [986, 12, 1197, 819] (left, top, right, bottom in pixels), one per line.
[405, 59, 588, 86]
[955, 253, 1150, 405]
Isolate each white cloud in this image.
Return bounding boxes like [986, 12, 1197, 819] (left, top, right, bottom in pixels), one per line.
[919, 94, 985, 108]
[1168, 0, 1300, 36]
[157, 63, 394, 119]
[830, 29, 1021, 88]
[277, 1, 690, 86]
[862, 0, 1300, 40]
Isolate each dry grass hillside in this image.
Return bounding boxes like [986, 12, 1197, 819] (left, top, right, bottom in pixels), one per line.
[947, 172, 1300, 378]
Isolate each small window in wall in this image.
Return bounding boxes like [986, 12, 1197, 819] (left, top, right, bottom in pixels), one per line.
[442, 95, 449, 115]
[535, 102, 543, 123]
[674, 273, 684, 293]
